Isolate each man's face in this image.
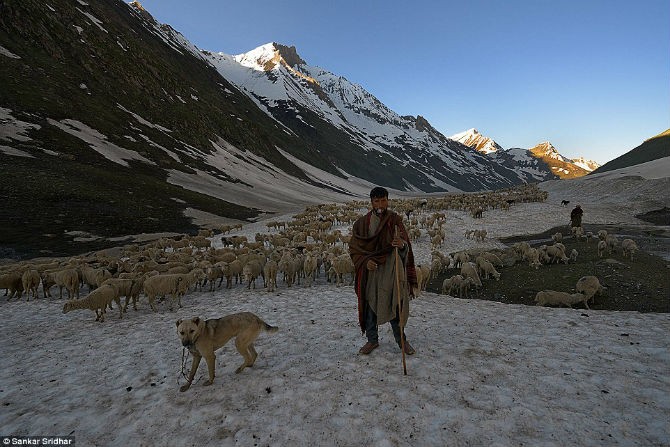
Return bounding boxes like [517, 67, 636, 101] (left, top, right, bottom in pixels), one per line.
[371, 196, 389, 215]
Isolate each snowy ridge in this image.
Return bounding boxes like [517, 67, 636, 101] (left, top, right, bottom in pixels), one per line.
[571, 156, 600, 172]
[204, 42, 521, 191]
[449, 128, 503, 154]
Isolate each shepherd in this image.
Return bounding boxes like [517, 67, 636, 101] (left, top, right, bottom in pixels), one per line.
[349, 186, 418, 357]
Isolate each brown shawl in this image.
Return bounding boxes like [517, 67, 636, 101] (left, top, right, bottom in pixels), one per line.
[349, 210, 417, 334]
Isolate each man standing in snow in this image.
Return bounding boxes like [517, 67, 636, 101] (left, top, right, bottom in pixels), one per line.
[349, 186, 418, 355]
[570, 204, 584, 227]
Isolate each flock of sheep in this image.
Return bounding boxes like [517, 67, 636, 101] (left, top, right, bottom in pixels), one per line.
[0, 183, 640, 321]
[430, 223, 635, 309]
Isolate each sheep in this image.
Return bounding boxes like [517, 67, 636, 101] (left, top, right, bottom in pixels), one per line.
[569, 249, 578, 263]
[621, 238, 639, 261]
[1, 271, 24, 300]
[479, 252, 504, 269]
[331, 255, 354, 286]
[576, 276, 604, 305]
[597, 240, 607, 257]
[242, 259, 263, 289]
[452, 251, 470, 269]
[80, 266, 112, 292]
[460, 262, 482, 289]
[585, 231, 594, 243]
[552, 232, 563, 243]
[513, 242, 531, 258]
[546, 245, 569, 264]
[605, 234, 619, 254]
[264, 259, 278, 292]
[43, 268, 79, 299]
[430, 258, 443, 280]
[477, 259, 501, 281]
[221, 259, 243, 288]
[473, 229, 487, 242]
[571, 226, 585, 241]
[534, 290, 589, 309]
[205, 263, 225, 291]
[413, 264, 430, 297]
[597, 229, 608, 241]
[143, 274, 188, 311]
[101, 278, 141, 313]
[21, 269, 41, 301]
[278, 253, 298, 287]
[442, 275, 475, 298]
[62, 284, 122, 322]
[525, 248, 541, 270]
[303, 253, 318, 287]
[418, 264, 430, 291]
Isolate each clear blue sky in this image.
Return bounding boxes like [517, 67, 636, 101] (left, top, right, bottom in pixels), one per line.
[137, 0, 669, 164]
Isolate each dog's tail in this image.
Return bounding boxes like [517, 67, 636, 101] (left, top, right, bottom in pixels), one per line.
[264, 322, 279, 333]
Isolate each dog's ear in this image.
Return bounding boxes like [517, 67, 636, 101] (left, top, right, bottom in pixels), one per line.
[176, 319, 182, 328]
[192, 317, 200, 326]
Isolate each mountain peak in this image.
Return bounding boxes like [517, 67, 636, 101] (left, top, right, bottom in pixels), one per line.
[235, 42, 306, 72]
[449, 128, 502, 154]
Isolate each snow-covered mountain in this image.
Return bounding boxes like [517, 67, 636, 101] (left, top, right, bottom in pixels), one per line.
[571, 156, 600, 172]
[449, 128, 503, 154]
[204, 42, 524, 192]
[450, 130, 598, 180]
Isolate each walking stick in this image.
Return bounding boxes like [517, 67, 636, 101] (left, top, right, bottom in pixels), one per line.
[394, 226, 408, 376]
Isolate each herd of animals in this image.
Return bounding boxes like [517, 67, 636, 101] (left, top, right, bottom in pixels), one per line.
[0, 184, 642, 321]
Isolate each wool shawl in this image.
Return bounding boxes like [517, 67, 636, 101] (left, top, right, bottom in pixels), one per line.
[349, 210, 417, 334]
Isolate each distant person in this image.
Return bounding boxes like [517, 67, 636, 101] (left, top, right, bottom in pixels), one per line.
[570, 204, 583, 227]
[349, 186, 417, 356]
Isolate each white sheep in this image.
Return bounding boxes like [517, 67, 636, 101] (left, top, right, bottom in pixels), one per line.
[413, 264, 430, 297]
[597, 229, 608, 241]
[441, 275, 461, 295]
[597, 240, 607, 257]
[479, 252, 504, 269]
[621, 239, 639, 261]
[264, 260, 278, 292]
[546, 245, 569, 264]
[576, 276, 604, 304]
[442, 274, 475, 298]
[605, 234, 619, 254]
[478, 259, 501, 281]
[569, 249, 578, 263]
[525, 248, 541, 270]
[552, 232, 563, 243]
[242, 259, 263, 289]
[278, 253, 298, 287]
[21, 269, 41, 301]
[303, 253, 318, 287]
[43, 268, 80, 299]
[62, 284, 122, 322]
[142, 274, 188, 311]
[331, 255, 354, 287]
[452, 251, 470, 269]
[101, 278, 142, 313]
[460, 262, 482, 288]
[534, 290, 589, 309]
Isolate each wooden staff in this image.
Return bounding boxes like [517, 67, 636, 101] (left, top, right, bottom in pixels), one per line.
[394, 225, 408, 376]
